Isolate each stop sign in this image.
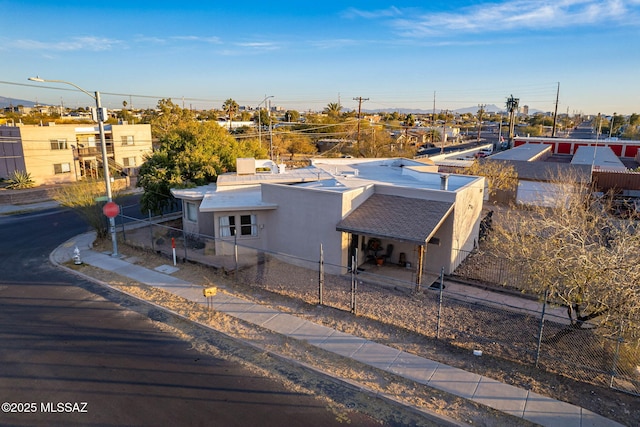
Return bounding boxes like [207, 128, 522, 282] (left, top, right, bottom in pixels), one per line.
[102, 201, 120, 218]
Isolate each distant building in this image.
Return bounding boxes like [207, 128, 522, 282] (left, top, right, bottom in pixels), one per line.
[514, 136, 640, 159]
[0, 122, 152, 185]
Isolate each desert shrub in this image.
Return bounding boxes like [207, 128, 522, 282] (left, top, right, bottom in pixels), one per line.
[6, 170, 35, 189]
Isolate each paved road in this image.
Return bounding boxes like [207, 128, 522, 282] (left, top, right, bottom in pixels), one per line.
[0, 206, 382, 426]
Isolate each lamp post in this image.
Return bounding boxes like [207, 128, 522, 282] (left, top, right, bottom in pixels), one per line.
[256, 95, 274, 153]
[29, 77, 118, 257]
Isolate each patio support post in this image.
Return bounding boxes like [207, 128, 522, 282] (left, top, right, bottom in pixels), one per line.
[415, 245, 425, 292]
[350, 248, 358, 314]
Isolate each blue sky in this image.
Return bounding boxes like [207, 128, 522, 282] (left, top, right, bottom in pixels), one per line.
[1, 0, 639, 115]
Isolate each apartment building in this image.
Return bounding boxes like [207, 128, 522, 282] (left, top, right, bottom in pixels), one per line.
[0, 122, 152, 185]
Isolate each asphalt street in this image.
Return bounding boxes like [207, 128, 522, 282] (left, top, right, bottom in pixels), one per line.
[0, 205, 383, 426]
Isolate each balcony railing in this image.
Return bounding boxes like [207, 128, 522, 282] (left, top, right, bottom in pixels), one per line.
[76, 144, 114, 157]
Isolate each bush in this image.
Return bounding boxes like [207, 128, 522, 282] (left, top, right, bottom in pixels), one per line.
[6, 170, 35, 189]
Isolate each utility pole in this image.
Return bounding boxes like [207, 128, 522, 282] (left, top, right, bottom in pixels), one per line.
[551, 82, 560, 137]
[353, 97, 369, 156]
[431, 91, 436, 145]
[477, 104, 485, 144]
[609, 112, 616, 138]
[441, 110, 448, 154]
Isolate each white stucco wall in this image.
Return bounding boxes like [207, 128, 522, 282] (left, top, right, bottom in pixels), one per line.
[260, 184, 348, 272]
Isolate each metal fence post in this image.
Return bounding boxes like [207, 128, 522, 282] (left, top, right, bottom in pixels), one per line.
[119, 210, 126, 242]
[234, 230, 238, 283]
[535, 290, 549, 367]
[148, 210, 155, 252]
[318, 243, 324, 306]
[609, 317, 624, 388]
[436, 266, 444, 339]
[182, 227, 188, 262]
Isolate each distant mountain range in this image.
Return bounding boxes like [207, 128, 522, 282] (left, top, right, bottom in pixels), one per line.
[0, 96, 39, 108]
[362, 104, 544, 115]
[1, 96, 545, 115]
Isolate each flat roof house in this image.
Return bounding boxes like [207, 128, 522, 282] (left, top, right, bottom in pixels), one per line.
[172, 158, 485, 287]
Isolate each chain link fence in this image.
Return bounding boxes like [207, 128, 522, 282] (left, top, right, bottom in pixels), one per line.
[113, 214, 640, 397]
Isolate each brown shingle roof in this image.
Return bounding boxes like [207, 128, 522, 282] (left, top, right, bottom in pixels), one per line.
[336, 194, 454, 244]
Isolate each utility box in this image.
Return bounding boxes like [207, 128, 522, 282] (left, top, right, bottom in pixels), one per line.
[236, 158, 256, 175]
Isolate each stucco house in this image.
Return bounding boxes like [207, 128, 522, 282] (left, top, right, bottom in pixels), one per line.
[172, 157, 486, 285]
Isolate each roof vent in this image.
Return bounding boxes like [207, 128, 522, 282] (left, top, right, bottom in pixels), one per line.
[440, 174, 449, 191]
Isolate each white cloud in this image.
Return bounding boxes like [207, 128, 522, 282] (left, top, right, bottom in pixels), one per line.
[309, 38, 362, 49]
[342, 6, 403, 19]
[234, 41, 281, 51]
[12, 36, 123, 51]
[351, 1, 640, 37]
[171, 36, 222, 44]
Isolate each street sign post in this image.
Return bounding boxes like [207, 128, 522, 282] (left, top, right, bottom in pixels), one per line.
[203, 287, 217, 321]
[102, 201, 120, 218]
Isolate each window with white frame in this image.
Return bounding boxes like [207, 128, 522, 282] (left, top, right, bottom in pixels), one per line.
[122, 157, 136, 167]
[121, 135, 134, 145]
[219, 214, 258, 237]
[54, 163, 71, 174]
[185, 202, 198, 222]
[240, 214, 257, 236]
[50, 139, 68, 150]
[219, 215, 236, 237]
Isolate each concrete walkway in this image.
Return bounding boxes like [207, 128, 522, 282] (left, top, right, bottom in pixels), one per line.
[48, 232, 627, 427]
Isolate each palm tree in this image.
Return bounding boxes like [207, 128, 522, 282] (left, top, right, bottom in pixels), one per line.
[324, 102, 342, 118]
[222, 98, 239, 129]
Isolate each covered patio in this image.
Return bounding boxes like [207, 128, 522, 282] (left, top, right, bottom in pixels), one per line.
[336, 193, 454, 291]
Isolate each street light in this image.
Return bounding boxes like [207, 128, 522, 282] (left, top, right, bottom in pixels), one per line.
[256, 95, 274, 154]
[28, 76, 118, 257]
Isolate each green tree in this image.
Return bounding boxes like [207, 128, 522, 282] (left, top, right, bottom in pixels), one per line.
[283, 132, 316, 159]
[222, 98, 239, 129]
[137, 120, 266, 214]
[603, 114, 626, 137]
[254, 109, 271, 127]
[622, 113, 640, 140]
[238, 110, 250, 122]
[284, 110, 300, 122]
[147, 99, 196, 140]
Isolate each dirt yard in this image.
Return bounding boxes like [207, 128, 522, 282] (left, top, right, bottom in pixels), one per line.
[77, 237, 637, 427]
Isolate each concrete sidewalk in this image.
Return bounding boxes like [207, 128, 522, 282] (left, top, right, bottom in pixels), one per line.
[51, 232, 626, 427]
